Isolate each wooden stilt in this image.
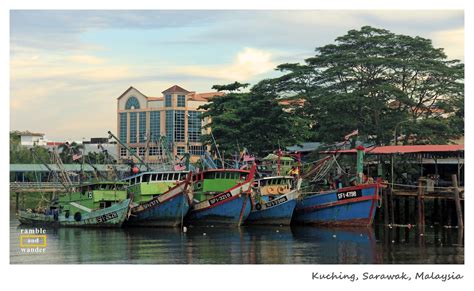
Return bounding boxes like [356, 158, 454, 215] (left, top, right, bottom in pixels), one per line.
[389, 188, 395, 225]
[433, 198, 439, 225]
[383, 188, 389, 225]
[404, 196, 410, 224]
[417, 178, 425, 233]
[395, 196, 400, 224]
[451, 174, 464, 229]
[440, 199, 446, 226]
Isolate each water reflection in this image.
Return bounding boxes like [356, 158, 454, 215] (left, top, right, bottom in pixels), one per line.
[10, 217, 463, 264]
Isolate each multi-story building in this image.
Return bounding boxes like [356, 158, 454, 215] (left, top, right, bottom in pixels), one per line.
[116, 85, 220, 163]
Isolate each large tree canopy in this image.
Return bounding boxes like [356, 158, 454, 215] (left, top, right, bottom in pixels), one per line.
[276, 26, 464, 144]
[199, 81, 310, 155]
[200, 26, 464, 154]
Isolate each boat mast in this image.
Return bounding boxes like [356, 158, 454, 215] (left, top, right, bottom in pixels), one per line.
[30, 147, 71, 193]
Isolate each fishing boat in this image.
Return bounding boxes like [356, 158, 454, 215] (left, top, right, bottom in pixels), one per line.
[122, 171, 192, 227]
[246, 176, 301, 225]
[18, 182, 131, 228]
[186, 165, 256, 227]
[292, 183, 380, 226]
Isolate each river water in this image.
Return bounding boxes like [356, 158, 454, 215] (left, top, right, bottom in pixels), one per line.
[10, 215, 463, 264]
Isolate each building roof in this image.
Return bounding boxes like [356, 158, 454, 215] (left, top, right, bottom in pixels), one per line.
[286, 142, 321, 152]
[162, 85, 191, 94]
[188, 92, 225, 101]
[323, 144, 464, 155]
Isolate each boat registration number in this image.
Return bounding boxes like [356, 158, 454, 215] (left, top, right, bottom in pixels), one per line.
[96, 212, 118, 223]
[209, 192, 232, 206]
[265, 196, 288, 208]
[337, 190, 362, 201]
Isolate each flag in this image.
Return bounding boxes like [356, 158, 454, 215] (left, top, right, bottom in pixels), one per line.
[344, 129, 359, 140]
[72, 153, 82, 161]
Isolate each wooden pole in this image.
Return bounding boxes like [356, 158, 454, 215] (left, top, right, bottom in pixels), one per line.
[451, 174, 464, 229]
[404, 196, 410, 224]
[383, 188, 389, 225]
[417, 178, 425, 232]
[395, 197, 400, 225]
[390, 188, 395, 224]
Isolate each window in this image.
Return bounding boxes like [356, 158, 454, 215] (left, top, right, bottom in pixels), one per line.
[119, 113, 127, 143]
[149, 147, 162, 156]
[174, 110, 185, 142]
[177, 146, 185, 156]
[120, 147, 127, 157]
[149, 111, 160, 142]
[165, 94, 172, 107]
[125, 96, 140, 110]
[189, 145, 206, 156]
[166, 110, 174, 143]
[177, 95, 186, 107]
[129, 112, 137, 143]
[139, 147, 146, 156]
[188, 111, 202, 142]
[130, 147, 136, 155]
[139, 112, 147, 143]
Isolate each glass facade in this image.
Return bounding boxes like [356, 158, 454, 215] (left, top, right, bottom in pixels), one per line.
[150, 111, 160, 142]
[174, 110, 185, 142]
[188, 111, 202, 142]
[148, 147, 162, 156]
[139, 112, 147, 142]
[119, 113, 127, 143]
[129, 112, 137, 143]
[165, 94, 172, 107]
[125, 96, 140, 110]
[177, 95, 186, 107]
[166, 110, 174, 143]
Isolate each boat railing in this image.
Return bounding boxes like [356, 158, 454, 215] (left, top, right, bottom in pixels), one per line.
[10, 182, 80, 193]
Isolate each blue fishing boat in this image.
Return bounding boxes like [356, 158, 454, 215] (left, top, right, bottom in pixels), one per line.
[186, 165, 256, 227]
[246, 176, 301, 225]
[293, 183, 380, 226]
[122, 171, 192, 227]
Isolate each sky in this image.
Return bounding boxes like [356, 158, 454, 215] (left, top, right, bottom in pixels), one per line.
[9, 10, 464, 141]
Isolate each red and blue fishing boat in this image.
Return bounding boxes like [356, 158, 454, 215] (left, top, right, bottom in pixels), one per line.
[186, 165, 256, 227]
[292, 183, 380, 226]
[246, 176, 301, 225]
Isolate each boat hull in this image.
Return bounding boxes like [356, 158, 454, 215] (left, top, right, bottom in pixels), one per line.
[293, 184, 379, 226]
[246, 189, 299, 226]
[124, 191, 190, 227]
[17, 198, 131, 228]
[186, 193, 251, 227]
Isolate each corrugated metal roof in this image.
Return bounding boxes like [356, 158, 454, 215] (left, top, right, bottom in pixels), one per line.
[322, 144, 464, 155]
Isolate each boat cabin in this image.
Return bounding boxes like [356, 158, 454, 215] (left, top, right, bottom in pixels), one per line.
[192, 169, 249, 201]
[123, 171, 189, 203]
[58, 182, 129, 213]
[255, 176, 294, 195]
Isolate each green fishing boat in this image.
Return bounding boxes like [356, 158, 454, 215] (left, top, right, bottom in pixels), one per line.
[122, 171, 192, 227]
[18, 181, 131, 228]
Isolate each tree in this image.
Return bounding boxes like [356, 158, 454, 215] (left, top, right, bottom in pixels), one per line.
[200, 81, 309, 155]
[271, 26, 464, 145]
[58, 142, 84, 163]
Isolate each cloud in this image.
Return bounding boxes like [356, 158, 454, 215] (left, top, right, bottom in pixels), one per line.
[177, 47, 276, 81]
[68, 55, 105, 65]
[430, 27, 464, 61]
